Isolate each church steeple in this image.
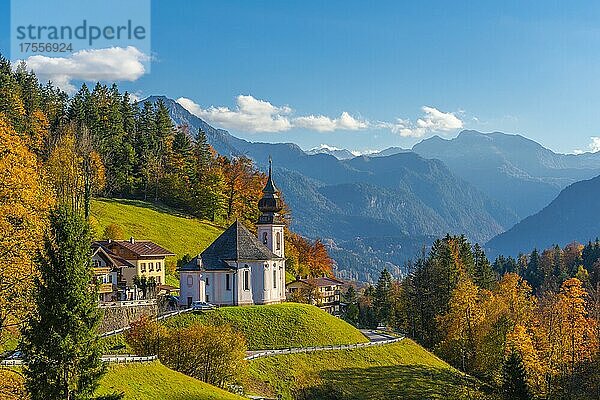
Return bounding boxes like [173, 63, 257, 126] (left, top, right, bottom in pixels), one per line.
[258, 157, 283, 223]
[257, 157, 285, 257]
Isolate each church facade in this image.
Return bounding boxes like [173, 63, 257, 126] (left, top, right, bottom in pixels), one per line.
[179, 160, 286, 307]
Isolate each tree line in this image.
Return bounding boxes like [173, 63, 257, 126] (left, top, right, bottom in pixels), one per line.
[343, 235, 600, 399]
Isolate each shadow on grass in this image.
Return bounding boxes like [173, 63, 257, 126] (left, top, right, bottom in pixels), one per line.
[93, 198, 224, 229]
[297, 364, 483, 400]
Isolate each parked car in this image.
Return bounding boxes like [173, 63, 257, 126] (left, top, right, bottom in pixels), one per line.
[7, 350, 23, 360]
[191, 301, 215, 311]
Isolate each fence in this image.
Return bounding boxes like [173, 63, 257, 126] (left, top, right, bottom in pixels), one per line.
[99, 299, 157, 309]
[1, 355, 157, 366]
[99, 307, 192, 338]
[245, 336, 404, 360]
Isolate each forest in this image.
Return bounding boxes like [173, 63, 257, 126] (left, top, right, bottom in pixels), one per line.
[346, 236, 600, 399]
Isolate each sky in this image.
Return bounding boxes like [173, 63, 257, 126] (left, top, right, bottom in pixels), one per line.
[2, 1, 600, 154]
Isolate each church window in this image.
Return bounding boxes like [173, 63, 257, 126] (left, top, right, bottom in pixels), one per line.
[226, 274, 231, 291]
[206, 277, 210, 286]
[244, 270, 250, 290]
[262, 232, 268, 245]
[273, 268, 277, 289]
[276, 232, 281, 250]
[186, 276, 193, 286]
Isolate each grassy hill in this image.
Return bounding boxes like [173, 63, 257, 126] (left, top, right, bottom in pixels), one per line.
[164, 303, 368, 350]
[97, 361, 244, 400]
[247, 340, 486, 400]
[90, 198, 224, 286]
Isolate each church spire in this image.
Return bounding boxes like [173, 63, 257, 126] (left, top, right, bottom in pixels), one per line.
[257, 157, 283, 224]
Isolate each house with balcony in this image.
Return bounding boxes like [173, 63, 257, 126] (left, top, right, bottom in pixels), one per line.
[286, 276, 344, 316]
[93, 238, 174, 301]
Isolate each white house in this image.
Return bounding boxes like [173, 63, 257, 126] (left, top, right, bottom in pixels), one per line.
[179, 159, 286, 307]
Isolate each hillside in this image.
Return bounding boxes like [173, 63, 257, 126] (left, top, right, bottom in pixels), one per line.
[486, 174, 600, 257]
[96, 361, 244, 400]
[91, 198, 223, 268]
[163, 303, 368, 350]
[413, 130, 600, 218]
[247, 340, 485, 400]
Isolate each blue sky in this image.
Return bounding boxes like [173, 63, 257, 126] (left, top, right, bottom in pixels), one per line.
[2, 1, 600, 154]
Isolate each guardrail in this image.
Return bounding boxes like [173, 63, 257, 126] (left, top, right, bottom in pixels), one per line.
[1, 354, 157, 366]
[99, 307, 193, 338]
[245, 336, 404, 360]
[99, 299, 157, 309]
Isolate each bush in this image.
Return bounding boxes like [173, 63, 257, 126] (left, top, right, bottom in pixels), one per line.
[103, 223, 124, 240]
[124, 316, 168, 356]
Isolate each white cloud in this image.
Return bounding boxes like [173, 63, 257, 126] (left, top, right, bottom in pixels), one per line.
[575, 136, 600, 154]
[177, 95, 292, 133]
[177, 95, 368, 133]
[177, 95, 462, 139]
[293, 111, 368, 132]
[381, 107, 463, 137]
[16, 46, 149, 94]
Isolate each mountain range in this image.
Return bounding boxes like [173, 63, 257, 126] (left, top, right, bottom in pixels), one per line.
[144, 96, 600, 280]
[486, 174, 600, 257]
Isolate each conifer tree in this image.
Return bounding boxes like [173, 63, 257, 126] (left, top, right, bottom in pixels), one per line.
[374, 268, 394, 326]
[502, 349, 533, 400]
[22, 206, 105, 400]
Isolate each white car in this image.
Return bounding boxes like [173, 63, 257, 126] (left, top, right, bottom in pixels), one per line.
[191, 301, 215, 311]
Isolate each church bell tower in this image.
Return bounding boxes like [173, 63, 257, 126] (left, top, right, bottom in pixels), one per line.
[257, 157, 285, 257]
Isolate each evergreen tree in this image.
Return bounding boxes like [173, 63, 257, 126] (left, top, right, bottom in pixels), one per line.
[472, 243, 496, 290]
[524, 249, 543, 291]
[502, 350, 532, 400]
[22, 206, 105, 400]
[374, 268, 394, 326]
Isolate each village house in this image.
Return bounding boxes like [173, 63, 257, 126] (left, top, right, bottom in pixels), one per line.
[286, 276, 344, 316]
[92, 238, 174, 301]
[179, 159, 286, 307]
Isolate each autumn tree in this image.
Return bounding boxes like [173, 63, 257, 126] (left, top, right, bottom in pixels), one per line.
[160, 324, 247, 388]
[124, 315, 168, 357]
[0, 115, 52, 347]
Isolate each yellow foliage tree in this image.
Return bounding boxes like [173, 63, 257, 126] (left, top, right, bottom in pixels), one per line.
[506, 324, 547, 396]
[0, 114, 53, 344]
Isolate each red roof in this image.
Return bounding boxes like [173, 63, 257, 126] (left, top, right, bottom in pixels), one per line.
[96, 240, 174, 257]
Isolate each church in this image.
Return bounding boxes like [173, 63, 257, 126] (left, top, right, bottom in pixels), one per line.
[179, 159, 286, 307]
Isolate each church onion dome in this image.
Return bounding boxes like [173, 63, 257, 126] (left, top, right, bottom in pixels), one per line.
[258, 157, 283, 214]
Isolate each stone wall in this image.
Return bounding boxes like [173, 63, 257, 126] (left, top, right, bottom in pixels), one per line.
[99, 301, 158, 333]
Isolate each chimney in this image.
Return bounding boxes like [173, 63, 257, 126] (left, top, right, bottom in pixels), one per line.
[129, 237, 135, 244]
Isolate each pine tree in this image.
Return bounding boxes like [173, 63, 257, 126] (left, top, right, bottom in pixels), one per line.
[502, 349, 533, 400]
[22, 206, 105, 400]
[472, 243, 496, 290]
[374, 268, 394, 326]
[524, 249, 543, 291]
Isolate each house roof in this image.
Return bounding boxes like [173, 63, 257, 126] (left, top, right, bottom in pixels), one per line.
[181, 220, 281, 271]
[91, 244, 135, 268]
[287, 276, 344, 288]
[96, 239, 174, 257]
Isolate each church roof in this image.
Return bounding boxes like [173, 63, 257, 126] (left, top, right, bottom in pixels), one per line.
[180, 220, 282, 271]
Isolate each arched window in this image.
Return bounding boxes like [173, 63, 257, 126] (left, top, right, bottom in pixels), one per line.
[244, 269, 250, 291]
[273, 268, 277, 288]
[276, 232, 281, 250]
[186, 276, 193, 286]
[262, 232, 268, 245]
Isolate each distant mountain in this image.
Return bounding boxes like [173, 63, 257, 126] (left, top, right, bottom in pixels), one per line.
[371, 147, 411, 157]
[413, 130, 600, 219]
[306, 145, 356, 160]
[144, 96, 518, 280]
[486, 174, 600, 257]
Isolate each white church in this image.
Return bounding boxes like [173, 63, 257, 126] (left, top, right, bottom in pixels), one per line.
[179, 159, 286, 307]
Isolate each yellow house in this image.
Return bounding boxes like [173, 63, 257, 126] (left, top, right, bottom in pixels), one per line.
[95, 238, 174, 300]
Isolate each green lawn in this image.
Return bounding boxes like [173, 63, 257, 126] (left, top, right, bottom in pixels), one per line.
[97, 361, 245, 400]
[164, 303, 368, 350]
[90, 198, 224, 287]
[247, 340, 487, 400]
